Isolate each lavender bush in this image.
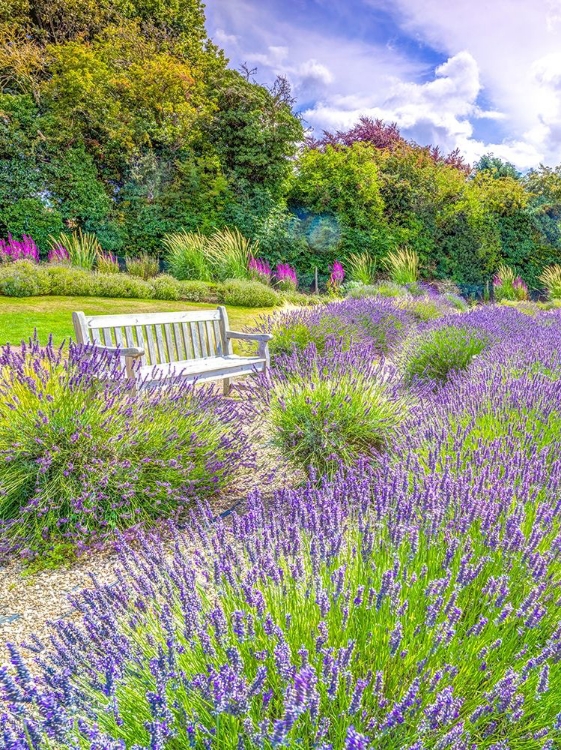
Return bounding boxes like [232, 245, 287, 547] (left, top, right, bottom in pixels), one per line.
[259, 343, 413, 477]
[0, 337, 255, 564]
[400, 325, 488, 383]
[1, 446, 560, 748]
[266, 298, 416, 359]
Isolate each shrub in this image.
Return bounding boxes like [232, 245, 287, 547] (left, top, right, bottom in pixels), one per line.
[278, 290, 321, 306]
[444, 291, 469, 311]
[540, 263, 561, 299]
[50, 229, 100, 270]
[177, 280, 218, 303]
[346, 251, 376, 285]
[96, 251, 120, 274]
[383, 246, 419, 284]
[0, 234, 39, 263]
[206, 227, 257, 281]
[163, 231, 213, 281]
[399, 296, 451, 321]
[125, 251, 159, 280]
[267, 298, 414, 359]
[0, 338, 255, 563]
[94, 272, 152, 299]
[46, 265, 96, 296]
[150, 273, 181, 300]
[402, 324, 488, 383]
[275, 262, 298, 291]
[263, 345, 410, 476]
[0, 260, 50, 296]
[219, 278, 281, 308]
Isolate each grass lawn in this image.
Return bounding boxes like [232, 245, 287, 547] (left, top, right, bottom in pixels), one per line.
[0, 296, 273, 346]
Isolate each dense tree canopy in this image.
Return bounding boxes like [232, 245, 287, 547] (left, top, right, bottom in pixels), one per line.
[0, 2, 560, 287]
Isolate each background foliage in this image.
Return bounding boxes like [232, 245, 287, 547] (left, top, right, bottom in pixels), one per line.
[1, 2, 561, 287]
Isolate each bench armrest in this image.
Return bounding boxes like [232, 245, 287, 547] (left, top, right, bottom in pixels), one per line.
[90, 344, 145, 358]
[226, 331, 273, 342]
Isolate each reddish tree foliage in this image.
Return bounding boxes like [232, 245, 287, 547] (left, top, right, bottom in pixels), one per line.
[307, 116, 471, 175]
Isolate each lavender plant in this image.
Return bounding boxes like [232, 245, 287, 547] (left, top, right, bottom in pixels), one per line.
[0, 337, 255, 564]
[2, 452, 561, 748]
[259, 343, 412, 476]
[401, 324, 488, 383]
[266, 298, 415, 359]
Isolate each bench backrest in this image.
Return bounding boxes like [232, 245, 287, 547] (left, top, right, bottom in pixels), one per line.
[72, 307, 231, 367]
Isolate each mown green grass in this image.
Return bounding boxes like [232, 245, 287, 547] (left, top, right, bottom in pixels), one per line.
[0, 296, 272, 346]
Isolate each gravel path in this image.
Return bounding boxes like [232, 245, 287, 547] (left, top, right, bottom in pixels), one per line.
[0, 550, 119, 653]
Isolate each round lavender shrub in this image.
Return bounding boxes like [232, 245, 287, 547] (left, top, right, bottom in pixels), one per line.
[2, 458, 560, 748]
[402, 325, 488, 383]
[267, 297, 415, 358]
[261, 344, 412, 477]
[0, 337, 255, 564]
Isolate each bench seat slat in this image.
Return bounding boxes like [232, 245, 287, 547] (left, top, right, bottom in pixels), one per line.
[138, 355, 266, 384]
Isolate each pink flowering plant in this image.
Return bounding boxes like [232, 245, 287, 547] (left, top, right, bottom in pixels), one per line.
[248, 256, 271, 285]
[327, 259, 345, 295]
[275, 262, 298, 291]
[47, 243, 70, 264]
[0, 234, 39, 263]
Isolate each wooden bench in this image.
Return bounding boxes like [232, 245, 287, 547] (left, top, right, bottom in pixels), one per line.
[72, 306, 272, 394]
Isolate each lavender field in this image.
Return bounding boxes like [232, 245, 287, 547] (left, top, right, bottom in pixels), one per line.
[1, 293, 561, 749]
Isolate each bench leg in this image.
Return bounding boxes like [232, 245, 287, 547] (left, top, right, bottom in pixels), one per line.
[223, 377, 231, 396]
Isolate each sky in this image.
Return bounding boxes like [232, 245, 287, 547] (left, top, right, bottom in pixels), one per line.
[205, 0, 561, 170]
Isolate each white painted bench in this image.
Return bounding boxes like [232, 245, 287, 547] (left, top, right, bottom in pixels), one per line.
[72, 306, 272, 394]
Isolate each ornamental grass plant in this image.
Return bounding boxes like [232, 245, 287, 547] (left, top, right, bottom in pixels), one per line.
[49, 229, 100, 271]
[383, 247, 419, 285]
[163, 231, 214, 282]
[125, 252, 159, 280]
[539, 264, 561, 300]
[0, 337, 255, 564]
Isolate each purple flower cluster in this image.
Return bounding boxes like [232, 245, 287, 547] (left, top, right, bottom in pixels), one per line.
[0, 235, 39, 263]
[2, 303, 561, 747]
[1, 435, 560, 747]
[329, 260, 345, 287]
[275, 263, 297, 291]
[249, 257, 272, 285]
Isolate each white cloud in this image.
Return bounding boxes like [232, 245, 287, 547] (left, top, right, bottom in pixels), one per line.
[206, 0, 561, 168]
